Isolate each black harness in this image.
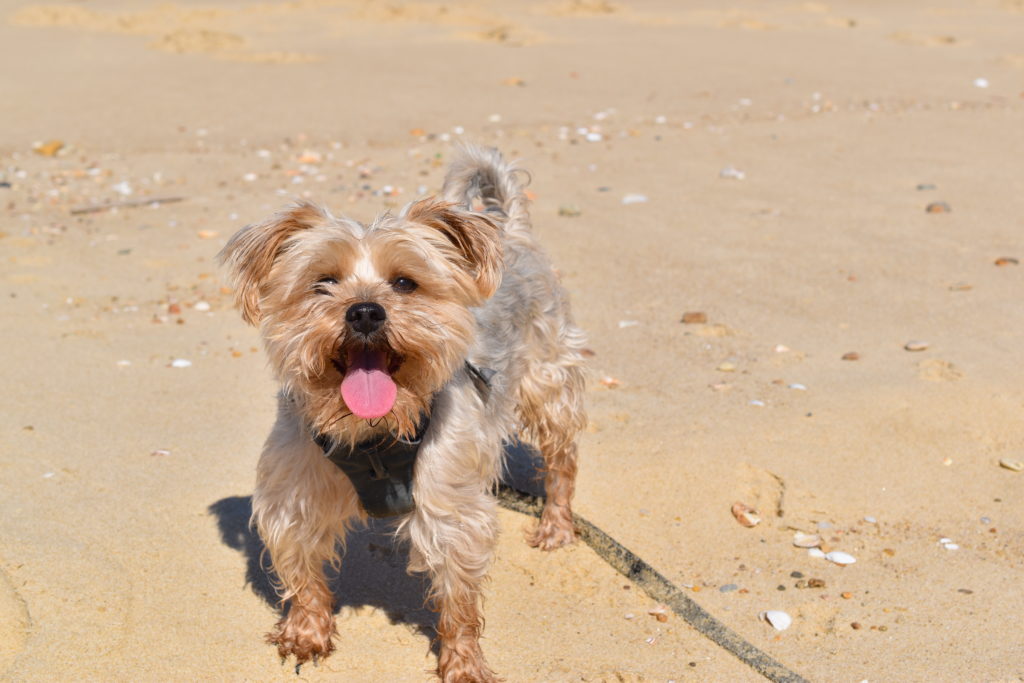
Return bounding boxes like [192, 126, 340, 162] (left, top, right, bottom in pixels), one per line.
[311, 361, 494, 519]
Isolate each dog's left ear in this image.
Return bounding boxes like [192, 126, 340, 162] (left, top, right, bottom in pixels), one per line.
[406, 199, 503, 303]
[217, 202, 327, 324]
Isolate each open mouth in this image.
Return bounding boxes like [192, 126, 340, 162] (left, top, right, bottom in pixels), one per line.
[334, 347, 403, 420]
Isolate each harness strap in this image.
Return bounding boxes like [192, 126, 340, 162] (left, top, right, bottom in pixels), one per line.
[311, 361, 495, 518]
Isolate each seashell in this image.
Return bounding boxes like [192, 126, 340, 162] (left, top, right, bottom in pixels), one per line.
[998, 458, 1023, 472]
[759, 610, 792, 631]
[807, 547, 826, 559]
[825, 551, 856, 566]
[731, 502, 761, 528]
[792, 531, 822, 548]
[904, 340, 929, 352]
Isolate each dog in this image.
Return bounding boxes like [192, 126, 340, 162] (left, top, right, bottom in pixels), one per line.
[218, 145, 587, 682]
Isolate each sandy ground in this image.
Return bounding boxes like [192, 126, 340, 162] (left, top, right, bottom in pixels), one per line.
[2, 0, 1024, 681]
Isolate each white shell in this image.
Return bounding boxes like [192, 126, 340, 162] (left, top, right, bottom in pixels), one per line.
[759, 610, 792, 631]
[825, 551, 857, 566]
[938, 537, 952, 545]
[807, 548, 826, 559]
[171, 359, 192, 368]
[793, 531, 822, 548]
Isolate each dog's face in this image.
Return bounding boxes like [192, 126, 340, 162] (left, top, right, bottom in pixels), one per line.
[219, 199, 502, 439]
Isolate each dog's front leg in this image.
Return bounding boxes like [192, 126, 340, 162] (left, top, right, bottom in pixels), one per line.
[252, 404, 361, 665]
[404, 432, 501, 682]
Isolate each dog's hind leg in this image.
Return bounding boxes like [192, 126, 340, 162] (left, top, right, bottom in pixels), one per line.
[516, 318, 587, 550]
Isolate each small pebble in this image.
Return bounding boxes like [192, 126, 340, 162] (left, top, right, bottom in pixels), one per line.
[681, 311, 708, 324]
[807, 578, 826, 588]
[717, 361, 737, 372]
[599, 376, 621, 389]
[994, 257, 1019, 266]
[193, 301, 211, 312]
[790, 571, 804, 579]
[719, 166, 746, 180]
[749, 399, 765, 407]
[948, 282, 972, 291]
[998, 458, 1023, 472]
[841, 351, 860, 361]
[788, 383, 807, 391]
[957, 588, 973, 595]
[171, 359, 192, 368]
[648, 605, 669, 622]
[151, 449, 171, 456]
[851, 622, 862, 630]
[774, 344, 791, 353]
[904, 340, 929, 352]
[973, 77, 990, 88]
[925, 202, 951, 214]
[841, 591, 853, 599]
[719, 584, 738, 593]
[915, 183, 937, 191]
[558, 205, 581, 217]
[624, 612, 635, 619]
[863, 516, 877, 524]
[618, 320, 640, 328]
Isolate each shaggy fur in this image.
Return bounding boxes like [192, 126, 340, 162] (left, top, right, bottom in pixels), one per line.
[218, 145, 587, 682]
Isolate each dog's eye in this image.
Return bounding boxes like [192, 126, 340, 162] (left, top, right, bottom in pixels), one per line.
[392, 277, 418, 293]
[313, 276, 338, 294]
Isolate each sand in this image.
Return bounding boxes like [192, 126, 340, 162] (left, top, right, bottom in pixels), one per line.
[2, 0, 1023, 680]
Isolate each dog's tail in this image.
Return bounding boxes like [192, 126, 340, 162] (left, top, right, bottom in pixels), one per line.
[442, 144, 530, 229]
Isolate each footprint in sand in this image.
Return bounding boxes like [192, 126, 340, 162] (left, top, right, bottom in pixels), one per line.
[735, 463, 786, 521]
[918, 358, 963, 382]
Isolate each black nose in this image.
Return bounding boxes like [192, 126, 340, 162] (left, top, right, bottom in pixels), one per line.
[345, 302, 386, 335]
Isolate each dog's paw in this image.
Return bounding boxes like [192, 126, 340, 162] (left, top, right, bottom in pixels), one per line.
[438, 643, 499, 683]
[527, 514, 576, 551]
[266, 610, 336, 665]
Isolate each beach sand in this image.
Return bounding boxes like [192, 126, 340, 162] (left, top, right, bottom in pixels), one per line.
[2, 0, 1023, 680]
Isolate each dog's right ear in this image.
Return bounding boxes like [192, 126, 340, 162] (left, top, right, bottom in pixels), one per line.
[217, 202, 326, 325]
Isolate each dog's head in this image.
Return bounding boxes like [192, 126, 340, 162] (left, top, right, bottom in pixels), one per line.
[218, 199, 502, 438]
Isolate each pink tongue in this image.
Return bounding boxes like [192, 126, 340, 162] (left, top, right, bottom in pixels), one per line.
[340, 349, 397, 420]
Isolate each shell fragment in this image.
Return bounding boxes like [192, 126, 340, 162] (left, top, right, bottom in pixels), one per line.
[825, 551, 857, 566]
[793, 531, 822, 548]
[731, 502, 761, 528]
[759, 610, 792, 631]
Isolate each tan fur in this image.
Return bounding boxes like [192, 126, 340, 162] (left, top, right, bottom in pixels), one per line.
[218, 145, 587, 682]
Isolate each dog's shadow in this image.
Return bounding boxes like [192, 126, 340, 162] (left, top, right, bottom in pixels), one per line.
[208, 443, 545, 656]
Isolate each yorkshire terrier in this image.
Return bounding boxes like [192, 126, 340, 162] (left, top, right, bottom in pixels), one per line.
[218, 145, 587, 682]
